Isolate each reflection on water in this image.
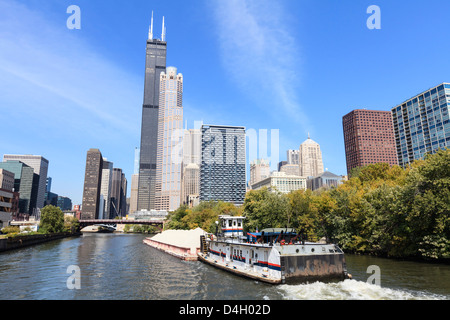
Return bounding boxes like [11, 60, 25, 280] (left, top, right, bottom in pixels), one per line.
[0, 233, 448, 300]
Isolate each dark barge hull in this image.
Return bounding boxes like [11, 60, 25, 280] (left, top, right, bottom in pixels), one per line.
[281, 253, 348, 284]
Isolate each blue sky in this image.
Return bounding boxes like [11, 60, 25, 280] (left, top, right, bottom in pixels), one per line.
[1, 0, 449, 205]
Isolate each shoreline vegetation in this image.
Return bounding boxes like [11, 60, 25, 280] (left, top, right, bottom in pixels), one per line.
[123, 224, 159, 234]
[0, 205, 81, 252]
[165, 149, 449, 263]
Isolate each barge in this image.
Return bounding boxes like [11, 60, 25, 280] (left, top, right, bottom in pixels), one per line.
[198, 215, 350, 284]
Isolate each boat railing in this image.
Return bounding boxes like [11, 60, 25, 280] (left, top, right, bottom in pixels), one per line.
[204, 232, 330, 247]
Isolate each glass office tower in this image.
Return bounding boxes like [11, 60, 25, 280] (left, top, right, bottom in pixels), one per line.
[3, 154, 48, 210]
[391, 83, 450, 167]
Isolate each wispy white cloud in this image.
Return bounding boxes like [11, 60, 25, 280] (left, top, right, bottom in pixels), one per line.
[0, 0, 143, 204]
[208, 0, 310, 129]
[0, 0, 142, 142]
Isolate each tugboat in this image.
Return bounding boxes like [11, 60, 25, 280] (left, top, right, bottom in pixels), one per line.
[198, 215, 350, 284]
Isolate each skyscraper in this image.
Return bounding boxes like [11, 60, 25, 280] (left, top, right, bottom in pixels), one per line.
[200, 124, 246, 205]
[249, 159, 270, 186]
[3, 154, 48, 210]
[155, 66, 183, 211]
[287, 149, 300, 165]
[0, 169, 15, 192]
[137, 12, 167, 211]
[46, 177, 52, 193]
[120, 173, 127, 216]
[129, 173, 139, 214]
[57, 196, 73, 211]
[343, 109, 398, 175]
[110, 168, 126, 218]
[0, 162, 35, 215]
[298, 135, 324, 178]
[100, 158, 113, 219]
[181, 128, 201, 207]
[182, 163, 200, 208]
[81, 149, 103, 220]
[391, 83, 450, 167]
[130, 148, 140, 214]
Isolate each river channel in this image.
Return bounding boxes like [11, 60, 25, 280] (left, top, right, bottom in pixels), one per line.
[0, 233, 449, 300]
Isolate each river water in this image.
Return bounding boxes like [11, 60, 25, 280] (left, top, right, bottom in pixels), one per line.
[0, 233, 449, 300]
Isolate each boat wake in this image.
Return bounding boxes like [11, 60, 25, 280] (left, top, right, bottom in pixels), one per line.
[277, 279, 448, 300]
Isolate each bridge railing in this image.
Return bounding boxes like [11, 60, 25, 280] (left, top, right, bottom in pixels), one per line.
[79, 219, 165, 226]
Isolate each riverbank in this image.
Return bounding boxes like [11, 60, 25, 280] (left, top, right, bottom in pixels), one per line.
[0, 232, 82, 252]
[343, 249, 450, 265]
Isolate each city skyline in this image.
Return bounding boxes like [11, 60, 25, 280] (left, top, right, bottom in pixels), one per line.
[1, 0, 450, 205]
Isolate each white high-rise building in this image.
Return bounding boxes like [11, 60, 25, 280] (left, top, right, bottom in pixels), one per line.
[129, 174, 139, 214]
[155, 66, 183, 211]
[299, 134, 324, 178]
[130, 148, 140, 214]
[100, 158, 113, 219]
[181, 128, 201, 207]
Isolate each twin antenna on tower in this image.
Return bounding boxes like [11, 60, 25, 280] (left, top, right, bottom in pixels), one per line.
[148, 11, 166, 41]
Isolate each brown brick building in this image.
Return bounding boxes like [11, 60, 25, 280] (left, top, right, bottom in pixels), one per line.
[343, 109, 398, 176]
[81, 149, 103, 220]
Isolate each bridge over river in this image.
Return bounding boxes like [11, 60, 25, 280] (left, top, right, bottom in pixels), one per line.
[79, 219, 165, 229]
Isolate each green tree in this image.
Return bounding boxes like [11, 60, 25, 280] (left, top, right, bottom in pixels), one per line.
[165, 205, 190, 230]
[64, 215, 80, 233]
[39, 205, 65, 234]
[287, 189, 321, 240]
[243, 187, 289, 231]
[165, 201, 242, 232]
[396, 149, 450, 259]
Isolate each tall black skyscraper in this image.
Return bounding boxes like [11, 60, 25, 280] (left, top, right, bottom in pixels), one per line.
[137, 13, 167, 210]
[81, 148, 103, 220]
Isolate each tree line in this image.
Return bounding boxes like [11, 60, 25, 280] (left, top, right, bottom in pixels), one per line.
[166, 148, 449, 261]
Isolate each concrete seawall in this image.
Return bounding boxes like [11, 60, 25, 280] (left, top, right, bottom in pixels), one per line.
[0, 232, 82, 252]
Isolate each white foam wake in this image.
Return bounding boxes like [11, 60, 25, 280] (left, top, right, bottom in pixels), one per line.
[277, 279, 447, 300]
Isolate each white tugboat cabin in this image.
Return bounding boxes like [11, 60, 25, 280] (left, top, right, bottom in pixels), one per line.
[198, 215, 349, 284]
